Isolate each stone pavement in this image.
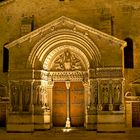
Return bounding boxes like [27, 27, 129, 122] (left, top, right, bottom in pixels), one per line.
[0, 127, 140, 140]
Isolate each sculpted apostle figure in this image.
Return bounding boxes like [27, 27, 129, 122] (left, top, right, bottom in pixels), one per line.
[102, 87, 109, 104]
[11, 85, 19, 111]
[114, 86, 121, 104]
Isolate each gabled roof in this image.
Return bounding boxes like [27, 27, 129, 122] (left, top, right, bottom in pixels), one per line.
[5, 16, 126, 48]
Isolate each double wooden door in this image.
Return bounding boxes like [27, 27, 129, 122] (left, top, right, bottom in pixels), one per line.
[53, 82, 84, 127]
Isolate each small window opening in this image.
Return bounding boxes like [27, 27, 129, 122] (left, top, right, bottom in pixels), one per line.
[124, 38, 134, 68]
[3, 45, 9, 72]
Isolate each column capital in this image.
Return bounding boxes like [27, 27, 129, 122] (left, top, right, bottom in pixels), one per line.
[47, 80, 54, 87]
[65, 81, 70, 89]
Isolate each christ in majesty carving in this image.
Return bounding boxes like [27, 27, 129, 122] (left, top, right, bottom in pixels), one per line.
[52, 50, 83, 71]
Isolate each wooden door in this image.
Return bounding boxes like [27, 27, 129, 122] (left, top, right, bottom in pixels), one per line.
[132, 102, 140, 127]
[53, 82, 67, 126]
[70, 82, 84, 126]
[0, 103, 6, 127]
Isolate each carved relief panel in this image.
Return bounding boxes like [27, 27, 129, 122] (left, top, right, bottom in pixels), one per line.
[98, 79, 123, 111]
[10, 81, 32, 112]
[10, 81, 20, 112]
[33, 81, 48, 110]
[51, 50, 84, 71]
[21, 81, 31, 112]
[89, 80, 98, 105]
[100, 81, 110, 105]
[112, 82, 122, 104]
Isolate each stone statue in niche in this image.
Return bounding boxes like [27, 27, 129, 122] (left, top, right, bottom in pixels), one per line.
[22, 83, 31, 111]
[33, 85, 42, 106]
[90, 81, 97, 104]
[11, 84, 19, 111]
[113, 86, 121, 104]
[97, 104, 103, 111]
[40, 86, 47, 106]
[42, 93, 48, 107]
[102, 87, 109, 104]
[52, 50, 83, 71]
[33, 85, 47, 107]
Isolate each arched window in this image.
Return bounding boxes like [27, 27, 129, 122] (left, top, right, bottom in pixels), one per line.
[124, 38, 134, 68]
[3, 44, 9, 72]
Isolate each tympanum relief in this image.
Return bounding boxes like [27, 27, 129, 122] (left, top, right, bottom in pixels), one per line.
[52, 50, 84, 71]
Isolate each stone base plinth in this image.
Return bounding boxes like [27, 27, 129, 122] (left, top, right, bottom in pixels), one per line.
[34, 112, 51, 130]
[7, 113, 34, 132]
[97, 112, 125, 132]
[85, 114, 97, 130]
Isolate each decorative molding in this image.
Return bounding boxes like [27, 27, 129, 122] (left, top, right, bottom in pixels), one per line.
[28, 29, 101, 69]
[125, 96, 140, 102]
[96, 67, 123, 78]
[45, 71, 88, 82]
[8, 67, 123, 80]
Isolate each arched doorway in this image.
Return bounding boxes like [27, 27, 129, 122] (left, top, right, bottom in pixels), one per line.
[50, 49, 86, 127]
[52, 82, 85, 127]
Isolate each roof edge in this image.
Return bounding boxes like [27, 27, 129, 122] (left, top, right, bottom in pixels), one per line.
[5, 16, 126, 48]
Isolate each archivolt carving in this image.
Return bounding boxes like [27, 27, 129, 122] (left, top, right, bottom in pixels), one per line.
[28, 28, 101, 69]
[51, 50, 83, 71]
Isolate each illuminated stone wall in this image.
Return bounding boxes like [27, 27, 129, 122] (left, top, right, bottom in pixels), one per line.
[0, 0, 140, 131]
[0, 0, 140, 91]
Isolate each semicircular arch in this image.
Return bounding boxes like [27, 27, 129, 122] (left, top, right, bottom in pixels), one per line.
[27, 29, 101, 69]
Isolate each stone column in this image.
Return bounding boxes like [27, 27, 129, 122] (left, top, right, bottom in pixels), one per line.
[46, 80, 54, 127]
[65, 81, 71, 128]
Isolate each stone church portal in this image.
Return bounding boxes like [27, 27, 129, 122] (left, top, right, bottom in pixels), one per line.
[4, 16, 126, 132]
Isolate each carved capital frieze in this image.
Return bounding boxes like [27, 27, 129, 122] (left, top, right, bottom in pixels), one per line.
[46, 71, 88, 82]
[96, 67, 123, 78]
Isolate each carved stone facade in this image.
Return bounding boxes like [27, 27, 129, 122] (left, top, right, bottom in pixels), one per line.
[10, 81, 32, 112]
[5, 17, 126, 132]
